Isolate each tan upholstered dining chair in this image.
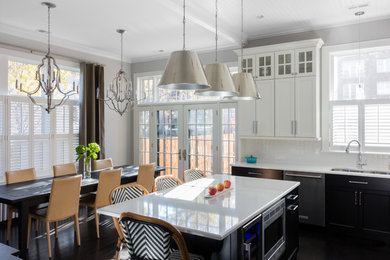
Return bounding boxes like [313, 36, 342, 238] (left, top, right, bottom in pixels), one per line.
[27, 175, 82, 258]
[183, 169, 206, 183]
[136, 163, 155, 193]
[5, 168, 40, 241]
[109, 183, 149, 260]
[53, 162, 77, 177]
[92, 158, 113, 170]
[80, 168, 122, 238]
[153, 175, 182, 192]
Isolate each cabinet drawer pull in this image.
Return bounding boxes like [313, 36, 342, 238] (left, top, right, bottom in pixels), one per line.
[286, 194, 298, 201]
[354, 191, 358, 205]
[348, 181, 368, 185]
[248, 172, 263, 176]
[291, 121, 294, 135]
[287, 205, 298, 211]
[359, 191, 362, 206]
[285, 173, 322, 179]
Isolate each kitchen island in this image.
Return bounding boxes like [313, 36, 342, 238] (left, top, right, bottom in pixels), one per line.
[98, 174, 300, 260]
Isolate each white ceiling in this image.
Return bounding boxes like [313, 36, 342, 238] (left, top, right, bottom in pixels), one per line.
[0, 0, 389, 63]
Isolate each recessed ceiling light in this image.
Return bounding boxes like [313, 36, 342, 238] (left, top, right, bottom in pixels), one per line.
[37, 29, 48, 33]
[256, 15, 264, 20]
[158, 50, 165, 53]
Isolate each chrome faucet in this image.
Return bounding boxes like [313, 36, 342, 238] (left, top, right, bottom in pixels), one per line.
[345, 140, 367, 169]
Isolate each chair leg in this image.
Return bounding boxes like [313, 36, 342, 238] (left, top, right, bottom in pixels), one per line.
[35, 218, 39, 232]
[95, 210, 100, 239]
[27, 215, 32, 249]
[55, 221, 58, 238]
[46, 222, 52, 258]
[6, 209, 12, 242]
[114, 237, 122, 260]
[74, 214, 81, 246]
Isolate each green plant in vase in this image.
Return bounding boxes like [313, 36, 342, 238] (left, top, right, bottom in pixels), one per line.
[75, 143, 100, 178]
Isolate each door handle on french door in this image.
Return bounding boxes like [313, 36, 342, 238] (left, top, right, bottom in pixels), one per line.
[178, 149, 182, 160]
[182, 149, 187, 161]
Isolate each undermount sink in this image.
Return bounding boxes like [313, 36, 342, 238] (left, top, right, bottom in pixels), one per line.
[331, 168, 390, 175]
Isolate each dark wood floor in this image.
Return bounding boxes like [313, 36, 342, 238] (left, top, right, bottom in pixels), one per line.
[1, 209, 390, 260]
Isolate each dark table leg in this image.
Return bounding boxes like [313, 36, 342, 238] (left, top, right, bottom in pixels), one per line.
[17, 201, 31, 259]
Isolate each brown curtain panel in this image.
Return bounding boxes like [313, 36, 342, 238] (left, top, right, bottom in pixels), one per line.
[80, 63, 105, 165]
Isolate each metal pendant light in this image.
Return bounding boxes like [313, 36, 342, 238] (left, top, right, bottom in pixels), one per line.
[226, 0, 260, 100]
[102, 29, 135, 116]
[195, 0, 237, 97]
[158, 0, 210, 90]
[16, 2, 79, 113]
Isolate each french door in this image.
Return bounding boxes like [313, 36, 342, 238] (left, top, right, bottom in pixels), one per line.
[135, 102, 237, 180]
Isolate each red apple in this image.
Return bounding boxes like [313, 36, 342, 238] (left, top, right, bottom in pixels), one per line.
[208, 186, 217, 195]
[224, 180, 231, 189]
[216, 183, 224, 192]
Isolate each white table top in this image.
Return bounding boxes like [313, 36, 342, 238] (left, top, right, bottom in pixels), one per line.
[97, 174, 299, 240]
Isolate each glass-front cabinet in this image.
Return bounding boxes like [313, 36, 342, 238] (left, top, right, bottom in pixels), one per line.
[240, 56, 255, 76]
[275, 50, 295, 78]
[295, 47, 315, 77]
[256, 53, 274, 80]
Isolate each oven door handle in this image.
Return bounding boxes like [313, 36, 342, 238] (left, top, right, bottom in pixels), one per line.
[243, 242, 251, 260]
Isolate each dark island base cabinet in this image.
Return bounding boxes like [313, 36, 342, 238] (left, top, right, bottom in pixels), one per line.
[232, 166, 283, 180]
[326, 175, 390, 242]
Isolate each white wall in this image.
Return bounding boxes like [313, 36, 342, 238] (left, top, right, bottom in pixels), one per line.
[0, 36, 134, 166]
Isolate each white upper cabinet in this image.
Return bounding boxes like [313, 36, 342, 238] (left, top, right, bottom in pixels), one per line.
[295, 47, 316, 77]
[256, 53, 274, 80]
[275, 50, 295, 78]
[236, 39, 323, 140]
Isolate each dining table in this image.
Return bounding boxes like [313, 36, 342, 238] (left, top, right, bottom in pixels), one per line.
[98, 174, 300, 259]
[0, 165, 165, 259]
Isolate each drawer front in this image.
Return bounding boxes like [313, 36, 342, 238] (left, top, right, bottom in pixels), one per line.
[326, 174, 390, 192]
[232, 167, 283, 180]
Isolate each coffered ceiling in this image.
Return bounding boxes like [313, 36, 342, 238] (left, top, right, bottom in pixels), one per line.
[0, 0, 389, 62]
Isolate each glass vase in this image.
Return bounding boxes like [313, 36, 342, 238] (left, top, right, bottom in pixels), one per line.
[84, 160, 91, 178]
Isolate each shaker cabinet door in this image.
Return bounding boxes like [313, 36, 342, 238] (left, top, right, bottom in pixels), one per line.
[256, 80, 274, 137]
[275, 78, 295, 137]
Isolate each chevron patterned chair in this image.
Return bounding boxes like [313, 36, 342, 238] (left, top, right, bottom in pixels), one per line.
[153, 175, 183, 192]
[110, 183, 149, 260]
[119, 212, 204, 260]
[183, 169, 206, 183]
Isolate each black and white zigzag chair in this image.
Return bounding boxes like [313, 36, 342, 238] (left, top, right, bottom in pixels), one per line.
[110, 183, 149, 260]
[153, 175, 183, 192]
[119, 212, 204, 260]
[183, 169, 206, 183]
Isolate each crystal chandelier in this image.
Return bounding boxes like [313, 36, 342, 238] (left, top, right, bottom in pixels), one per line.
[101, 29, 135, 116]
[16, 2, 78, 113]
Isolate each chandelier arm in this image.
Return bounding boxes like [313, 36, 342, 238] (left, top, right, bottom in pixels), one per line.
[49, 95, 70, 112]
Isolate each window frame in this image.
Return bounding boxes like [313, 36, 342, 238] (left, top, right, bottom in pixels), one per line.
[322, 38, 390, 154]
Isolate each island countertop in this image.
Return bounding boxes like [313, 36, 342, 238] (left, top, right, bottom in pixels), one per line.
[97, 174, 299, 240]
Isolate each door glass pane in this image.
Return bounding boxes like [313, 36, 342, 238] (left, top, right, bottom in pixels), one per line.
[307, 62, 313, 73]
[279, 66, 284, 75]
[157, 109, 179, 178]
[139, 111, 150, 164]
[266, 56, 271, 66]
[286, 65, 291, 75]
[306, 51, 313, 61]
[248, 59, 253, 67]
[286, 54, 291, 63]
[278, 55, 284, 64]
[266, 67, 271, 76]
[259, 57, 264, 66]
[187, 108, 213, 175]
[221, 108, 236, 174]
[259, 68, 264, 77]
[299, 63, 305, 73]
[299, 52, 305, 62]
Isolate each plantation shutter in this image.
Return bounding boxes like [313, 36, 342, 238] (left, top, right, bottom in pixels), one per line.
[365, 104, 390, 147]
[331, 105, 359, 146]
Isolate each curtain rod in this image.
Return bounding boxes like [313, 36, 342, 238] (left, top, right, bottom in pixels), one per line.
[0, 41, 106, 67]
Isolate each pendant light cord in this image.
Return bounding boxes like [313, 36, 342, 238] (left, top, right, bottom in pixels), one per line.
[120, 32, 123, 71]
[240, 0, 244, 73]
[215, 0, 218, 63]
[183, 0, 186, 50]
[47, 5, 51, 55]
[357, 11, 363, 88]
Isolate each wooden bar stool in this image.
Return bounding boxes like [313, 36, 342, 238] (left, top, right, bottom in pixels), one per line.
[80, 168, 121, 238]
[27, 175, 82, 259]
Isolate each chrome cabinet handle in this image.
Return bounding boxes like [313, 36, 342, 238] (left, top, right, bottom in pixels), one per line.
[359, 191, 362, 206]
[248, 172, 263, 176]
[286, 194, 298, 201]
[291, 121, 294, 135]
[294, 120, 297, 135]
[354, 191, 358, 205]
[348, 181, 368, 185]
[287, 204, 298, 211]
[285, 173, 322, 179]
[178, 149, 182, 160]
[255, 121, 258, 134]
[252, 121, 256, 134]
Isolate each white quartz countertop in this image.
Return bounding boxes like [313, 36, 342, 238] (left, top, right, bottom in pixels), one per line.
[231, 162, 390, 179]
[97, 174, 299, 240]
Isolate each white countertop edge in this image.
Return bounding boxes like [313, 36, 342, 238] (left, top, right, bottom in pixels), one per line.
[231, 162, 390, 179]
[97, 181, 300, 241]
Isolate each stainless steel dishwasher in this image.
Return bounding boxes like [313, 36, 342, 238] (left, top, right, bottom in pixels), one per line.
[284, 171, 325, 226]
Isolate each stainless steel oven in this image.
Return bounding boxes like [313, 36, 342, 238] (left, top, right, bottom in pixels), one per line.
[262, 199, 286, 260]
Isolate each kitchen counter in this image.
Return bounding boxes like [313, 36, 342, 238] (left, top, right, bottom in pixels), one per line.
[231, 162, 390, 179]
[98, 174, 299, 240]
